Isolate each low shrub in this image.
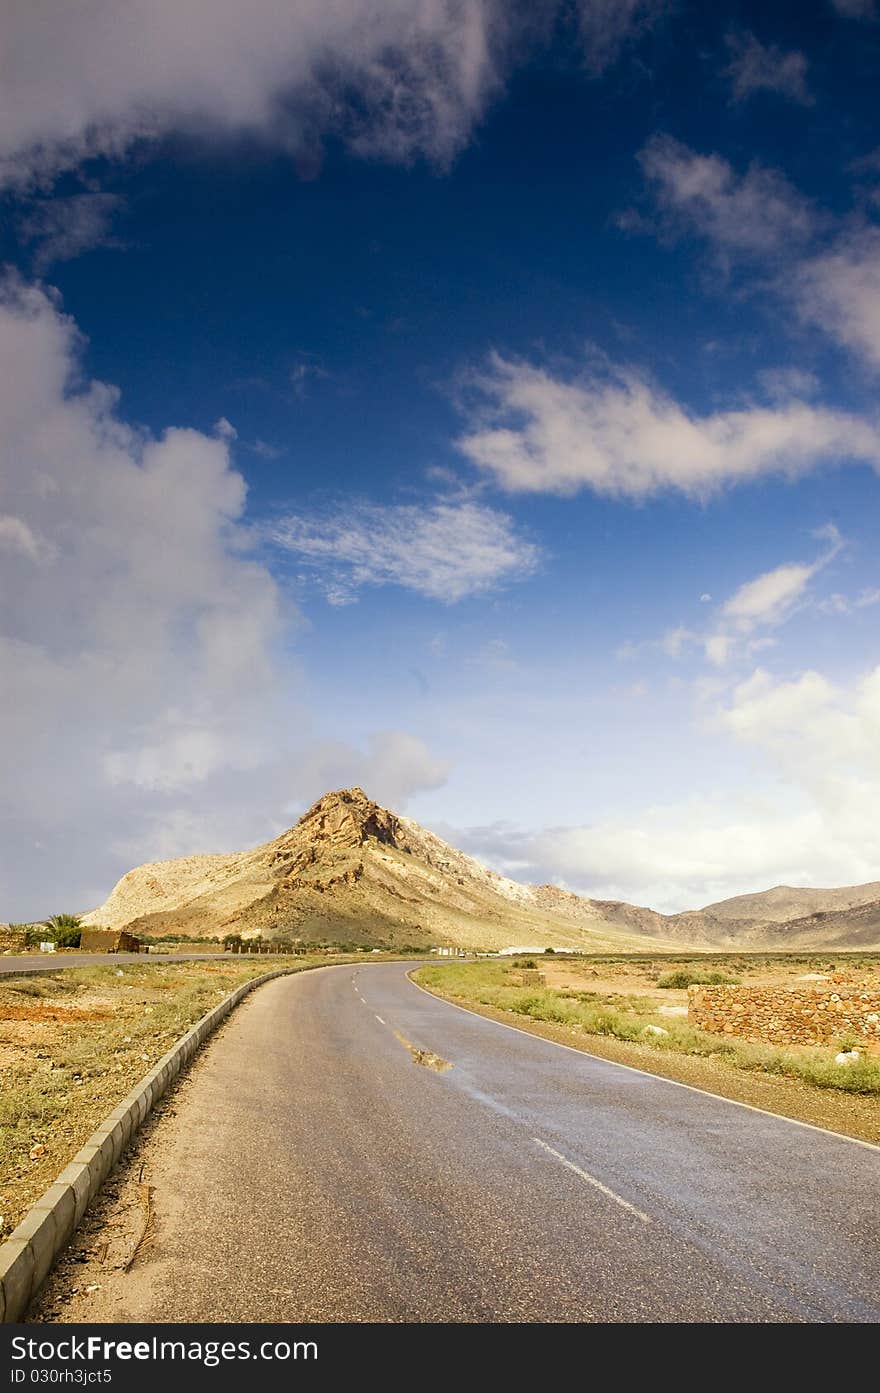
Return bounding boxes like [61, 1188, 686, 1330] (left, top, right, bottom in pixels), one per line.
[657, 968, 740, 989]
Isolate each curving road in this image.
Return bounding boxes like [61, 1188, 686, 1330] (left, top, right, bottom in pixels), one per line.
[42, 961, 880, 1323]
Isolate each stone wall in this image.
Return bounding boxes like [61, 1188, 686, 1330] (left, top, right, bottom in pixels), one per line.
[0, 924, 28, 953]
[688, 976, 880, 1047]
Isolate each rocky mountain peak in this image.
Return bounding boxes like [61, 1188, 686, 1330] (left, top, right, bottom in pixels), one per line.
[294, 787, 411, 852]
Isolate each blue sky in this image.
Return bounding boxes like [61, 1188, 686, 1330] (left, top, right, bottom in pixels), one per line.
[2, 0, 880, 919]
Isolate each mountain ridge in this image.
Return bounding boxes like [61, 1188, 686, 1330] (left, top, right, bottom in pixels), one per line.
[82, 787, 880, 951]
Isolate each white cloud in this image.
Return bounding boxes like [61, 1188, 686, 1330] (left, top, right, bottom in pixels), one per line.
[636, 135, 819, 260]
[0, 1, 523, 189]
[293, 730, 450, 811]
[18, 192, 124, 269]
[455, 351, 880, 499]
[795, 226, 880, 371]
[455, 662, 880, 911]
[0, 277, 449, 918]
[575, 0, 668, 74]
[723, 561, 818, 627]
[0, 2, 677, 190]
[699, 551, 831, 665]
[0, 276, 287, 912]
[712, 527, 843, 650]
[623, 530, 845, 669]
[724, 32, 812, 106]
[269, 498, 539, 603]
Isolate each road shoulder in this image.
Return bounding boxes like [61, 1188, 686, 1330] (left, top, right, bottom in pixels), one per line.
[414, 981, 880, 1146]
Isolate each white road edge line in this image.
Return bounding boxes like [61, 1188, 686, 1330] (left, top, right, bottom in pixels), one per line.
[533, 1138, 651, 1223]
[406, 969, 880, 1155]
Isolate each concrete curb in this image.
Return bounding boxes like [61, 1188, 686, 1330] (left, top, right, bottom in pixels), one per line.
[0, 965, 300, 1322]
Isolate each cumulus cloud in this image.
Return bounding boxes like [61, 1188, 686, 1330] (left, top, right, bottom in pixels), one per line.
[636, 134, 820, 261]
[455, 351, 880, 499]
[454, 662, 880, 911]
[17, 192, 124, 270]
[0, 2, 678, 190]
[0, 278, 448, 918]
[293, 730, 450, 810]
[724, 32, 812, 106]
[0, 1, 524, 189]
[0, 276, 283, 910]
[268, 498, 539, 603]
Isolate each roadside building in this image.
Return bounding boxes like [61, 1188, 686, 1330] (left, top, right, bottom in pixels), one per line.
[79, 928, 142, 953]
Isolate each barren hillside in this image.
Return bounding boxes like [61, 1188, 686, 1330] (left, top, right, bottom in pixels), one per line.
[83, 788, 678, 952]
[82, 787, 880, 951]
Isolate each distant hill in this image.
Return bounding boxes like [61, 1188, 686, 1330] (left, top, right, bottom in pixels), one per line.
[82, 787, 880, 951]
[698, 882, 880, 925]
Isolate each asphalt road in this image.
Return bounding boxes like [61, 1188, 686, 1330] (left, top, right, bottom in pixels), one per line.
[0, 951, 256, 974]
[45, 961, 880, 1323]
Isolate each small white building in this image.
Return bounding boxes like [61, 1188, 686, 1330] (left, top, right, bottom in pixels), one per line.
[497, 945, 549, 956]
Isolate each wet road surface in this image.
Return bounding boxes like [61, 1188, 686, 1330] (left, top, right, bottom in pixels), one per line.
[37, 960, 880, 1323]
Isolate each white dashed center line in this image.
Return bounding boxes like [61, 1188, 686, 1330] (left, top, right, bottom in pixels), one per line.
[533, 1138, 651, 1223]
[375, 1015, 386, 1025]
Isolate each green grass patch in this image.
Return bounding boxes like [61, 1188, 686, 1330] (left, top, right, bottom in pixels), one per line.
[414, 961, 880, 1098]
[657, 968, 740, 988]
[0, 954, 371, 1237]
